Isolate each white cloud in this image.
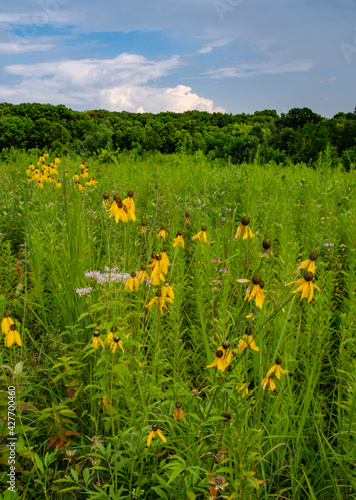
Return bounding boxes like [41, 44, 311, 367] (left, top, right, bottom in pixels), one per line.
[198, 36, 234, 54]
[206, 59, 314, 79]
[0, 40, 54, 55]
[1, 53, 225, 113]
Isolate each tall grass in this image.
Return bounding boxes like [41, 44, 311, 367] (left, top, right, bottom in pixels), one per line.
[0, 150, 355, 499]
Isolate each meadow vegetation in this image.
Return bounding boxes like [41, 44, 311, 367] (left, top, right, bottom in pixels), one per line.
[0, 147, 355, 499]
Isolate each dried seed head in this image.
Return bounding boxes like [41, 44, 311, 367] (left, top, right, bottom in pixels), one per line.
[216, 350, 224, 358]
[222, 412, 231, 420]
[252, 274, 262, 285]
[201, 224, 207, 231]
[259, 280, 265, 289]
[175, 401, 182, 408]
[215, 476, 225, 485]
[222, 340, 229, 349]
[113, 336, 120, 343]
[141, 220, 147, 226]
[276, 357, 282, 365]
[263, 238, 271, 250]
[215, 453, 225, 462]
[10, 324, 16, 331]
[241, 215, 250, 226]
[309, 252, 318, 261]
[245, 327, 253, 336]
[103, 192, 110, 199]
[177, 230, 184, 236]
[130, 272, 136, 278]
[141, 264, 147, 271]
[93, 331, 100, 337]
[304, 271, 314, 282]
[127, 190, 133, 197]
[185, 211, 190, 217]
[152, 424, 158, 431]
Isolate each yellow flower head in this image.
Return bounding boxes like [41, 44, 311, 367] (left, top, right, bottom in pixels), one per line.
[235, 215, 253, 240]
[125, 272, 140, 292]
[146, 290, 173, 315]
[122, 191, 137, 221]
[5, 323, 21, 347]
[151, 253, 168, 278]
[173, 402, 185, 420]
[157, 225, 168, 239]
[92, 331, 104, 349]
[1, 312, 14, 335]
[262, 374, 276, 391]
[207, 341, 232, 372]
[238, 381, 249, 397]
[161, 281, 174, 301]
[137, 265, 149, 284]
[295, 252, 318, 274]
[234, 327, 259, 352]
[239, 275, 266, 309]
[192, 224, 208, 242]
[260, 238, 273, 259]
[106, 332, 124, 353]
[141, 219, 147, 234]
[287, 271, 320, 303]
[266, 357, 289, 380]
[173, 231, 184, 248]
[147, 424, 166, 447]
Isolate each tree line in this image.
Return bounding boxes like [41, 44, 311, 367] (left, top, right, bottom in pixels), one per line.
[0, 102, 356, 166]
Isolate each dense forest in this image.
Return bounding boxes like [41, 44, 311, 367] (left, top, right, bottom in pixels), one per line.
[1, 102, 356, 167]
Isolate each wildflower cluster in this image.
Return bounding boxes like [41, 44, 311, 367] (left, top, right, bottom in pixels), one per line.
[26, 154, 61, 189]
[72, 162, 98, 190]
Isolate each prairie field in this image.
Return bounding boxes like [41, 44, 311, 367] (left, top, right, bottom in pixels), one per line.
[0, 149, 355, 500]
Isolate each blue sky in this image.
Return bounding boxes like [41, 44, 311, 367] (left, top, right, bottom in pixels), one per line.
[0, 0, 355, 116]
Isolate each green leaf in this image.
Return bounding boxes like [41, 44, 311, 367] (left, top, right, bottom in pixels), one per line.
[167, 465, 184, 485]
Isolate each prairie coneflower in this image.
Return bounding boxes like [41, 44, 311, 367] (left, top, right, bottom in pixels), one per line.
[125, 272, 140, 292]
[238, 274, 265, 309]
[260, 238, 273, 259]
[5, 324, 21, 347]
[296, 252, 318, 274]
[173, 231, 184, 248]
[147, 424, 166, 447]
[173, 401, 185, 420]
[55, 156, 60, 164]
[92, 331, 104, 349]
[106, 333, 124, 353]
[235, 327, 259, 352]
[287, 271, 320, 303]
[151, 254, 168, 279]
[146, 290, 173, 315]
[102, 192, 110, 208]
[238, 380, 248, 397]
[161, 282, 174, 301]
[266, 358, 289, 379]
[235, 215, 253, 240]
[161, 247, 169, 268]
[184, 211, 191, 226]
[141, 220, 148, 234]
[192, 225, 208, 242]
[113, 200, 128, 223]
[1, 312, 14, 335]
[137, 265, 149, 284]
[56, 182, 61, 189]
[262, 374, 276, 391]
[207, 341, 232, 373]
[157, 224, 168, 239]
[73, 173, 79, 181]
[122, 191, 137, 221]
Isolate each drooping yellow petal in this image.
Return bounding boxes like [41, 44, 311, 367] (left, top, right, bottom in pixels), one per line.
[157, 429, 167, 443]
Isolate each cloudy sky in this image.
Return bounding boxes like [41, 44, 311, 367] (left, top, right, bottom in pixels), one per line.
[0, 0, 355, 116]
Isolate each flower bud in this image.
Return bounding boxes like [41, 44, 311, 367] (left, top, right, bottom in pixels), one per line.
[185, 211, 190, 217]
[222, 340, 229, 349]
[262, 238, 271, 250]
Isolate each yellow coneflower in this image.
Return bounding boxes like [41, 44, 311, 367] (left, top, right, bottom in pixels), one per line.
[55, 156, 60, 164]
[78, 183, 85, 191]
[125, 272, 140, 292]
[173, 231, 184, 248]
[207, 341, 232, 373]
[287, 271, 320, 303]
[38, 181, 44, 189]
[122, 191, 137, 221]
[296, 252, 318, 274]
[184, 211, 191, 226]
[26, 167, 31, 176]
[5, 324, 21, 347]
[102, 193, 110, 208]
[260, 238, 273, 259]
[162, 281, 174, 301]
[137, 265, 149, 284]
[108, 198, 128, 224]
[157, 224, 168, 239]
[89, 177, 97, 186]
[146, 290, 173, 315]
[238, 275, 266, 309]
[141, 220, 148, 234]
[106, 332, 124, 353]
[237, 380, 248, 397]
[161, 247, 169, 268]
[65, 170, 69, 177]
[235, 215, 253, 240]
[235, 327, 259, 352]
[92, 331, 104, 349]
[56, 182, 61, 189]
[147, 424, 166, 447]
[151, 254, 167, 279]
[73, 173, 79, 181]
[192, 224, 208, 242]
[173, 401, 185, 420]
[262, 374, 276, 391]
[1, 312, 14, 335]
[266, 358, 289, 379]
